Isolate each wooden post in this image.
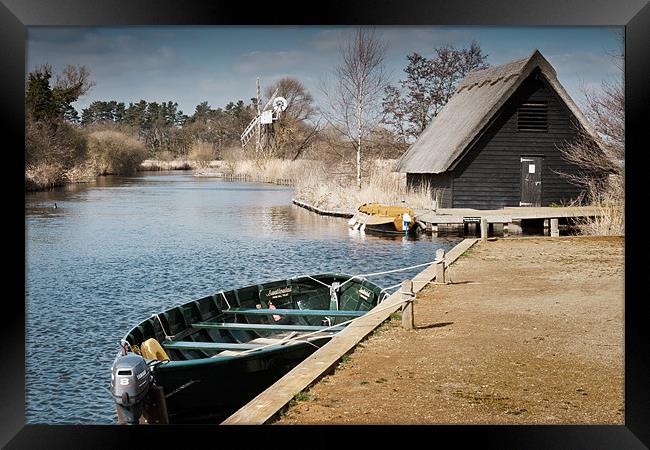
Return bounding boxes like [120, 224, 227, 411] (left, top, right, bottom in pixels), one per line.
[401, 279, 414, 330]
[550, 218, 559, 237]
[142, 385, 169, 424]
[480, 218, 488, 241]
[115, 405, 149, 425]
[435, 248, 446, 284]
[116, 405, 126, 425]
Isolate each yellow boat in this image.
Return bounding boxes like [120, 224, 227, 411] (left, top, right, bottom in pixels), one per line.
[350, 203, 419, 234]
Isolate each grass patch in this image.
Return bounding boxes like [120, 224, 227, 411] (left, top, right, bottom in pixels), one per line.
[461, 248, 474, 258]
[277, 389, 312, 418]
[294, 391, 311, 402]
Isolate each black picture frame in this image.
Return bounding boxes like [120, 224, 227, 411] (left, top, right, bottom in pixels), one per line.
[4, 0, 648, 447]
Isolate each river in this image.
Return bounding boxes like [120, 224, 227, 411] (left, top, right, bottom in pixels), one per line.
[24, 171, 461, 424]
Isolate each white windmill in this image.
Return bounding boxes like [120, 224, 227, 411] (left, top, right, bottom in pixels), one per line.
[240, 78, 289, 150]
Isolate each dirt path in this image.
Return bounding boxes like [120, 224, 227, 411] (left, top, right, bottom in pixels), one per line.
[274, 237, 624, 424]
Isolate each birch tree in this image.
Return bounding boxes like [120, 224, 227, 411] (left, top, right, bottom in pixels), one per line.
[321, 27, 388, 189]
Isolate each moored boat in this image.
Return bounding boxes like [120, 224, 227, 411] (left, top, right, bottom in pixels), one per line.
[110, 273, 387, 424]
[349, 203, 420, 235]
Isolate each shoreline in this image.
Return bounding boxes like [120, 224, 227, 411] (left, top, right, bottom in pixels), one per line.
[291, 199, 354, 218]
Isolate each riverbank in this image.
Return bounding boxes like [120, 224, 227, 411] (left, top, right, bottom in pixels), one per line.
[274, 236, 624, 424]
[139, 158, 435, 210]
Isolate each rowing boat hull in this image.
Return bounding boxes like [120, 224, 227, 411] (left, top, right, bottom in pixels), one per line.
[353, 203, 420, 235]
[119, 273, 384, 423]
[154, 336, 331, 422]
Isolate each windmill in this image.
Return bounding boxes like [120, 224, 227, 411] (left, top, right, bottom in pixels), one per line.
[240, 78, 289, 151]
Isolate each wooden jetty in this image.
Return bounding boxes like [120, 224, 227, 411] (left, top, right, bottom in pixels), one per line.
[416, 205, 604, 238]
[291, 197, 603, 239]
[221, 238, 478, 425]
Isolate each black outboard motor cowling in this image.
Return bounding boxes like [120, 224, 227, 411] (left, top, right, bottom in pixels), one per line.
[111, 352, 151, 424]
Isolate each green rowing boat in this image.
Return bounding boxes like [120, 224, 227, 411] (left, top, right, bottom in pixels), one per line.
[110, 273, 387, 424]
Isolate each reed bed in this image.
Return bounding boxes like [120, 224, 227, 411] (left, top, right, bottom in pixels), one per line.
[572, 203, 624, 236]
[140, 159, 195, 171]
[293, 159, 435, 212]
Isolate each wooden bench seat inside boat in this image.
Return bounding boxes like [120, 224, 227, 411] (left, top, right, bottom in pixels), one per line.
[190, 322, 344, 332]
[221, 308, 366, 317]
[211, 336, 296, 357]
[162, 341, 265, 351]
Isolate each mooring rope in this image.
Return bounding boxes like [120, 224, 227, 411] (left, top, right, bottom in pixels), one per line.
[337, 259, 441, 290]
[220, 290, 231, 309]
[295, 257, 443, 294]
[377, 282, 403, 303]
[152, 313, 174, 341]
[306, 276, 332, 288]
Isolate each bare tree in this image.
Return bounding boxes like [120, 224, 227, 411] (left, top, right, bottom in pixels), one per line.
[263, 77, 320, 160]
[559, 49, 624, 234]
[320, 27, 388, 189]
[382, 41, 488, 141]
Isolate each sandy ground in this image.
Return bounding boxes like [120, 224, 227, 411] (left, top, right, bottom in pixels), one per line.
[274, 236, 624, 424]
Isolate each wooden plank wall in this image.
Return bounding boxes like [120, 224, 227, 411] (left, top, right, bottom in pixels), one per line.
[450, 69, 585, 209]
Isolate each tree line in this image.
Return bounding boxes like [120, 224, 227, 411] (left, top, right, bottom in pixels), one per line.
[24, 31, 507, 193]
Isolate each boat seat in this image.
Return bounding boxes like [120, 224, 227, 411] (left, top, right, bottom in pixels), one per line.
[162, 341, 265, 351]
[212, 341, 282, 358]
[191, 322, 345, 332]
[217, 350, 242, 356]
[210, 337, 300, 357]
[221, 308, 366, 318]
[249, 337, 286, 345]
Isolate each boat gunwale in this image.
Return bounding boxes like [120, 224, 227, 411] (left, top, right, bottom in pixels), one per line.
[154, 335, 334, 370]
[120, 272, 386, 369]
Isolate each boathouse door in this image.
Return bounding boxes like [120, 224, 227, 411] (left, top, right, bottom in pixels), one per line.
[520, 156, 542, 206]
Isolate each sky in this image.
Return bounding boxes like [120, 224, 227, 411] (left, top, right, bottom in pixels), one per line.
[26, 26, 623, 117]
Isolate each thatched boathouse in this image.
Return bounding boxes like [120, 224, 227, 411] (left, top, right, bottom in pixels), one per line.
[394, 49, 598, 209]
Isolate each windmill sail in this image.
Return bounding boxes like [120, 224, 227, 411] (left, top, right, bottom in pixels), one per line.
[240, 88, 280, 148]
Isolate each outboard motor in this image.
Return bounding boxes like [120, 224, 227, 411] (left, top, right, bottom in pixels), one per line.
[111, 352, 151, 424]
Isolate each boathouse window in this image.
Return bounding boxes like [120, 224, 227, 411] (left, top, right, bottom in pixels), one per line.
[517, 101, 548, 132]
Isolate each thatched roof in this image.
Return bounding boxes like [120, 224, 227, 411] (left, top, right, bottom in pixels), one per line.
[394, 49, 598, 174]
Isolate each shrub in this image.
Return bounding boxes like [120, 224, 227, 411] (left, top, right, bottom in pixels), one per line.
[26, 116, 87, 168]
[221, 146, 245, 174]
[25, 162, 66, 191]
[189, 141, 215, 168]
[86, 130, 147, 175]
